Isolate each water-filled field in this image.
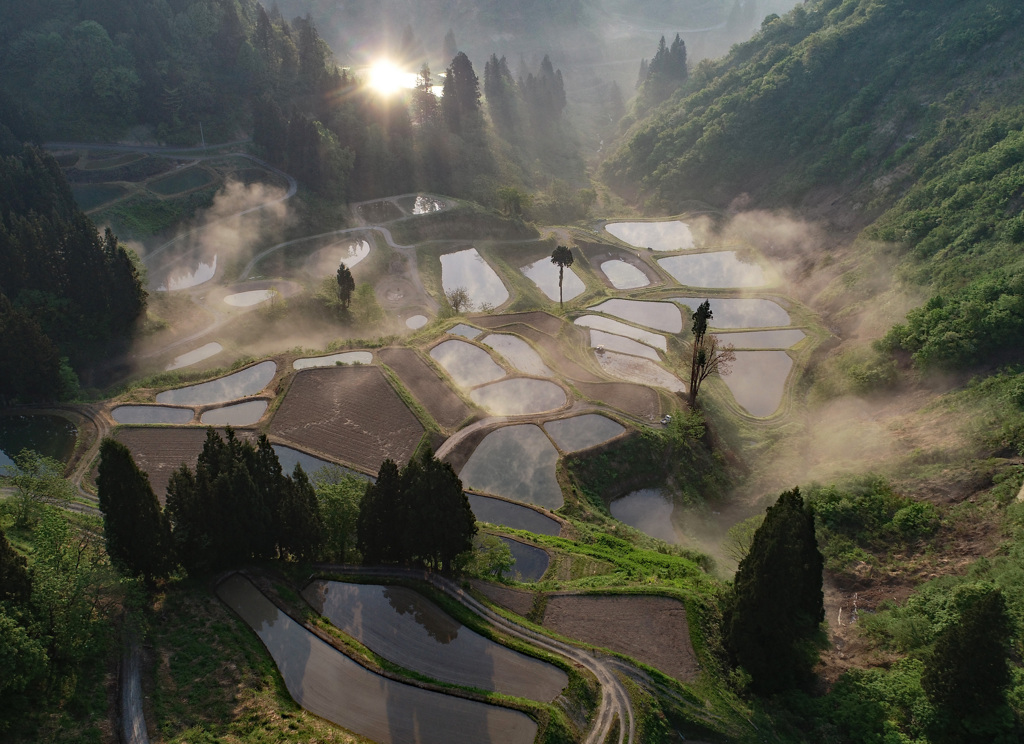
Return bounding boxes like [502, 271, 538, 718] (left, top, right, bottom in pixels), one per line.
[574, 315, 666, 351]
[596, 351, 686, 393]
[166, 342, 223, 371]
[447, 323, 482, 339]
[716, 329, 806, 349]
[605, 220, 695, 251]
[671, 297, 791, 328]
[467, 493, 561, 535]
[0, 415, 78, 468]
[156, 361, 277, 406]
[199, 399, 267, 425]
[440, 248, 509, 310]
[590, 298, 682, 333]
[599, 259, 650, 289]
[658, 251, 767, 288]
[111, 406, 194, 425]
[588, 329, 661, 361]
[293, 351, 373, 369]
[544, 414, 624, 452]
[459, 425, 562, 509]
[721, 350, 793, 416]
[470, 378, 566, 415]
[520, 259, 586, 302]
[481, 335, 553, 377]
[498, 537, 551, 581]
[610, 489, 680, 544]
[430, 339, 506, 387]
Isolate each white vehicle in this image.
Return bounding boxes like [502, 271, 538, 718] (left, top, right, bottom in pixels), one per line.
[661, 414, 672, 425]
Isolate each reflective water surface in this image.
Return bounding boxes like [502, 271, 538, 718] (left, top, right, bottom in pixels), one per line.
[156, 361, 277, 406]
[670, 297, 791, 328]
[293, 351, 373, 370]
[460, 425, 562, 509]
[595, 351, 686, 393]
[470, 379, 566, 415]
[498, 538, 551, 582]
[166, 342, 223, 371]
[447, 323, 482, 339]
[715, 329, 806, 349]
[721, 350, 793, 417]
[467, 494, 561, 535]
[0, 415, 77, 468]
[658, 251, 767, 288]
[406, 314, 429, 329]
[440, 249, 509, 310]
[430, 340, 505, 388]
[610, 489, 680, 544]
[111, 406, 194, 425]
[599, 259, 650, 289]
[520, 259, 586, 302]
[605, 221, 695, 251]
[590, 299, 682, 333]
[543, 414, 624, 453]
[200, 399, 267, 426]
[575, 315, 666, 351]
[481, 334, 552, 377]
[588, 329, 660, 361]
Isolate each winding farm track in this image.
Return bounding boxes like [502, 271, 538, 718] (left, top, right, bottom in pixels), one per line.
[318, 565, 635, 744]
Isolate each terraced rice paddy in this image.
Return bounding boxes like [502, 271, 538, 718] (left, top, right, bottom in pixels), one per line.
[519, 259, 585, 302]
[166, 342, 223, 370]
[596, 351, 686, 393]
[111, 406, 194, 425]
[470, 378, 566, 415]
[440, 248, 509, 309]
[447, 323, 482, 339]
[157, 256, 217, 291]
[458, 425, 562, 509]
[658, 251, 767, 288]
[224, 289, 276, 307]
[543, 414, 624, 452]
[588, 329, 661, 361]
[397, 194, 449, 214]
[481, 334, 553, 377]
[378, 347, 471, 429]
[574, 315, 666, 351]
[671, 297, 790, 328]
[156, 361, 277, 406]
[599, 259, 650, 289]
[303, 581, 566, 699]
[716, 329, 806, 349]
[272, 444, 367, 480]
[721, 350, 793, 417]
[429, 339, 505, 387]
[199, 399, 267, 425]
[293, 351, 373, 369]
[575, 382, 662, 420]
[610, 489, 679, 544]
[0, 414, 78, 468]
[605, 220, 695, 251]
[406, 314, 428, 329]
[219, 574, 537, 744]
[589, 299, 682, 333]
[498, 538, 551, 582]
[467, 494, 561, 535]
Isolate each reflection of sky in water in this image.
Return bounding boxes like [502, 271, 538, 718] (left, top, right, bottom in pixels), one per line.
[658, 251, 766, 288]
[0, 415, 77, 468]
[156, 361, 277, 405]
[600, 259, 649, 289]
[589, 329, 660, 361]
[543, 414, 624, 453]
[166, 342, 222, 371]
[293, 351, 372, 370]
[470, 379, 566, 415]
[200, 399, 267, 426]
[520, 259, 585, 302]
[218, 574, 538, 744]
[271, 444, 367, 480]
[460, 425, 562, 509]
[430, 339, 505, 388]
[467, 493, 561, 535]
[157, 255, 217, 291]
[482, 334, 552, 377]
[111, 406, 193, 425]
[596, 351, 686, 393]
[224, 289, 276, 307]
[574, 315, 666, 351]
[406, 314, 428, 329]
[326, 239, 370, 270]
[447, 323, 482, 339]
[413, 195, 446, 214]
[499, 537, 550, 581]
[590, 299, 682, 333]
[611, 489, 680, 544]
[715, 329, 806, 349]
[721, 350, 793, 417]
[440, 248, 509, 309]
[605, 221, 694, 251]
[671, 297, 790, 328]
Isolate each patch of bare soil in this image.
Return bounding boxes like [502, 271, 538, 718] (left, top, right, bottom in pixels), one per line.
[473, 311, 564, 337]
[270, 366, 423, 473]
[470, 580, 537, 618]
[112, 427, 256, 501]
[508, 325, 603, 383]
[378, 347, 472, 429]
[577, 242, 663, 289]
[542, 594, 700, 682]
[575, 381, 663, 420]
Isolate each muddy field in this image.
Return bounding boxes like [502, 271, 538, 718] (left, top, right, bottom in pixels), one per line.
[470, 581, 537, 618]
[575, 381, 663, 420]
[542, 594, 699, 681]
[473, 311, 565, 337]
[270, 366, 423, 473]
[378, 347, 473, 429]
[111, 426, 256, 501]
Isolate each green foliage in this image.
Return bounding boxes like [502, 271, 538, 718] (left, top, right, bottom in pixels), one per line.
[468, 534, 516, 580]
[312, 467, 365, 564]
[335, 261, 355, 310]
[0, 524, 31, 605]
[1, 449, 74, 529]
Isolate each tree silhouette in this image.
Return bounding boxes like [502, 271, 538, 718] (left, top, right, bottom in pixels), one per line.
[688, 300, 734, 403]
[336, 261, 355, 310]
[550, 245, 575, 308]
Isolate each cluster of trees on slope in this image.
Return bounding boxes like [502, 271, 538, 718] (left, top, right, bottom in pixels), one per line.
[96, 428, 476, 583]
[0, 133, 146, 402]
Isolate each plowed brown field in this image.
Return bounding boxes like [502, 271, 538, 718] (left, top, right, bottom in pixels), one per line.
[378, 347, 472, 429]
[575, 381, 663, 420]
[474, 311, 564, 336]
[271, 366, 423, 473]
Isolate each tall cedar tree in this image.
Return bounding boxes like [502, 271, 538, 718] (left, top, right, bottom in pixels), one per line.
[336, 261, 355, 309]
[922, 587, 1016, 743]
[96, 438, 173, 583]
[726, 487, 824, 693]
[550, 245, 575, 307]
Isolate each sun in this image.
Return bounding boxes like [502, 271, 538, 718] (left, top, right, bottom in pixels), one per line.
[367, 60, 407, 96]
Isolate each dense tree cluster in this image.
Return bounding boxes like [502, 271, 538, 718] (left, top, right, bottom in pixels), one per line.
[637, 34, 688, 105]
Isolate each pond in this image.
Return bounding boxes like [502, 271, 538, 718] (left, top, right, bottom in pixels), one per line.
[111, 406, 194, 425]
[166, 342, 223, 371]
[0, 415, 78, 468]
[459, 425, 562, 510]
[588, 329, 660, 361]
[658, 251, 767, 288]
[406, 314, 429, 329]
[293, 351, 373, 370]
[481, 335, 552, 377]
[543, 414, 624, 453]
[589, 299, 682, 333]
[447, 323, 482, 339]
[156, 361, 277, 406]
[440, 249, 509, 310]
[200, 400, 267, 426]
[499, 537, 550, 582]
[670, 297, 791, 328]
[519, 259, 585, 302]
[309, 238, 371, 275]
[574, 315, 666, 351]
[610, 489, 680, 544]
[304, 581, 565, 700]
[595, 351, 686, 393]
[429, 340, 505, 388]
[218, 574, 536, 744]
[605, 220, 694, 251]
[156, 255, 217, 291]
[716, 329, 806, 349]
[720, 350, 793, 417]
[272, 444, 368, 480]
[396, 194, 449, 214]
[467, 494, 561, 536]
[599, 259, 650, 290]
[224, 289, 276, 307]
[470, 379, 566, 416]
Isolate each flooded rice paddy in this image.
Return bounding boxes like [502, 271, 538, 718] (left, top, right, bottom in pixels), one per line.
[588, 329, 661, 361]
[111, 406, 194, 425]
[293, 351, 373, 369]
[406, 314, 428, 329]
[156, 361, 277, 406]
[199, 399, 267, 426]
[303, 581, 566, 700]
[574, 315, 666, 351]
[156, 255, 217, 291]
[543, 414, 624, 453]
[166, 342, 223, 371]
[0, 415, 78, 468]
[670, 297, 790, 328]
[467, 494, 561, 536]
[481, 335, 553, 377]
[721, 350, 793, 417]
[320, 238, 371, 270]
[590, 298, 682, 333]
[447, 323, 482, 339]
[224, 289, 276, 307]
[610, 489, 680, 544]
[599, 259, 650, 289]
[440, 249, 509, 310]
[272, 444, 367, 480]
[519, 259, 585, 302]
[398, 194, 449, 214]
[658, 251, 767, 288]
[459, 425, 562, 509]
[469, 379, 566, 416]
[716, 329, 806, 349]
[218, 574, 536, 744]
[605, 221, 694, 251]
[596, 351, 685, 393]
[429, 340, 505, 388]
[498, 538, 551, 582]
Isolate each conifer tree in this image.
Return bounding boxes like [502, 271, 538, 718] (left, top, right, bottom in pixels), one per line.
[336, 261, 355, 310]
